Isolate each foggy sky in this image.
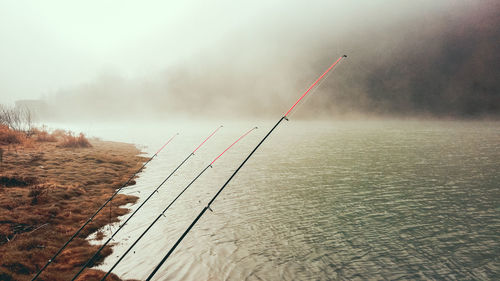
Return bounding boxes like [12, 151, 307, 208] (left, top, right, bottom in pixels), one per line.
[1, 0, 498, 120]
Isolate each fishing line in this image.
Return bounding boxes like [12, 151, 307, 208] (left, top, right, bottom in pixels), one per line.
[100, 126, 258, 281]
[30, 133, 178, 281]
[146, 55, 347, 280]
[70, 126, 222, 280]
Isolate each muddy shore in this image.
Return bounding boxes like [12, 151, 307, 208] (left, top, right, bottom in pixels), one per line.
[0, 135, 147, 281]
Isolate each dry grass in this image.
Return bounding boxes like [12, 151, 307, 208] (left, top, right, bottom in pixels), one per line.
[0, 127, 147, 281]
[34, 130, 58, 143]
[1, 125, 92, 149]
[29, 126, 92, 148]
[0, 125, 26, 146]
[59, 133, 92, 148]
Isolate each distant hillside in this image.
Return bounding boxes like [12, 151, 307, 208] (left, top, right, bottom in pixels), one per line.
[320, 0, 500, 118]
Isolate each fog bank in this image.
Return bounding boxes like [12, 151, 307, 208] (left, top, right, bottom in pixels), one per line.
[5, 1, 498, 121]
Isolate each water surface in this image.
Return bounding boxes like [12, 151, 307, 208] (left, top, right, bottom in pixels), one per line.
[56, 120, 500, 280]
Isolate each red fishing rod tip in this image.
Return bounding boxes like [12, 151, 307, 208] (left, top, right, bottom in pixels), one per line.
[210, 126, 257, 166]
[192, 125, 224, 154]
[284, 55, 347, 117]
[156, 133, 178, 155]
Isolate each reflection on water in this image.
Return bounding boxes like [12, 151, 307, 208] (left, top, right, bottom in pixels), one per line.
[53, 120, 500, 280]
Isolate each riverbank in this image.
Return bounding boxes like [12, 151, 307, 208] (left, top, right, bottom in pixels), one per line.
[0, 127, 147, 281]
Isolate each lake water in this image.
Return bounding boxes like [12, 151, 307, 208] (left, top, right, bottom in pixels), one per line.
[49, 120, 500, 280]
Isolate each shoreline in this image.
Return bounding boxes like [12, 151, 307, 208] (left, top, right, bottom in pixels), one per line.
[0, 133, 147, 281]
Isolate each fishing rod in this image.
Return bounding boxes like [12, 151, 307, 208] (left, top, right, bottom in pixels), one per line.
[30, 133, 178, 281]
[101, 126, 258, 281]
[71, 126, 222, 280]
[146, 55, 348, 280]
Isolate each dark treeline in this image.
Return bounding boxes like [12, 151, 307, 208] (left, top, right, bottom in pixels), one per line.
[326, 1, 500, 118]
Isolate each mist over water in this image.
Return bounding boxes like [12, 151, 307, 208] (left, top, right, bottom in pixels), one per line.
[3, 0, 498, 120]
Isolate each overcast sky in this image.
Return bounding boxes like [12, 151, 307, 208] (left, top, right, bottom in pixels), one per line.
[0, 1, 258, 103]
[1, 0, 484, 117]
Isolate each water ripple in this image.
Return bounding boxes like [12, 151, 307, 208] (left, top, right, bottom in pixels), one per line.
[73, 120, 500, 280]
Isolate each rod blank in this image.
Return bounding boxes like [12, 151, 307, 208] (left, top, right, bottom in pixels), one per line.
[70, 126, 222, 280]
[146, 55, 347, 280]
[101, 126, 257, 281]
[30, 133, 178, 281]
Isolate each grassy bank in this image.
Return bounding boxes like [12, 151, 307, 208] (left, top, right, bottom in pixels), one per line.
[0, 126, 147, 281]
